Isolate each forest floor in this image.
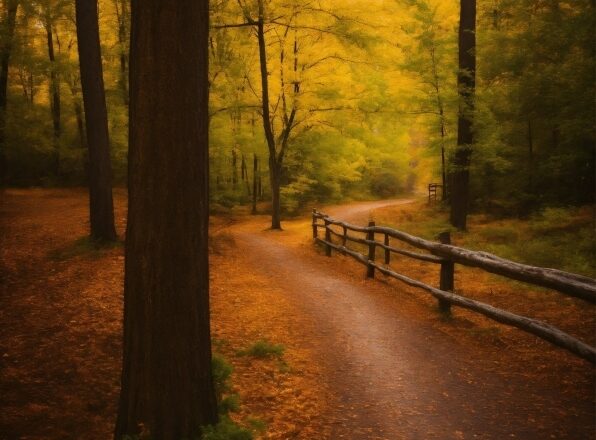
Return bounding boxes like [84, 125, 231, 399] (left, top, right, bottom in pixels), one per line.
[0, 188, 594, 439]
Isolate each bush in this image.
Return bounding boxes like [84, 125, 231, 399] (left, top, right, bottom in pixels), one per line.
[201, 416, 253, 440]
[369, 171, 402, 198]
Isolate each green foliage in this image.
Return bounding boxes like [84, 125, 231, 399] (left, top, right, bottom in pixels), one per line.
[211, 354, 233, 403]
[474, 0, 595, 211]
[201, 416, 253, 440]
[245, 418, 267, 434]
[237, 340, 285, 359]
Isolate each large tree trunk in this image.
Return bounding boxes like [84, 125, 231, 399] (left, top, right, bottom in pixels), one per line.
[449, 0, 476, 230]
[45, 17, 61, 176]
[114, 1, 218, 438]
[0, 0, 18, 185]
[75, 0, 117, 242]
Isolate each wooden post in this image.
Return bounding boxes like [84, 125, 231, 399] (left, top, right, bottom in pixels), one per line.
[324, 217, 331, 256]
[342, 226, 347, 247]
[438, 231, 454, 314]
[312, 209, 317, 239]
[384, 233, 390, 264]
[366, 221, 376, 278]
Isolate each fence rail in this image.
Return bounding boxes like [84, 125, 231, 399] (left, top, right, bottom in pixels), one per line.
[312, 209, 596, 363]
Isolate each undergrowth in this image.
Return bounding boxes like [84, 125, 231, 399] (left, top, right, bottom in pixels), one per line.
[236, 340, 285, 359]
[375, 201, 595, 277]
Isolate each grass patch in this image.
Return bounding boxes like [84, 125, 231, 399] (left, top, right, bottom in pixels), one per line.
[375, 201, 595, 277]
[237, 340, 285, 359]
[48, 236, 122, 261]
[201, 416, 253, 440]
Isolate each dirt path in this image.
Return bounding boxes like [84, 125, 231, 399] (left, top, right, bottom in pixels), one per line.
[224, 200, 595, 440]
[0, 191, 592, 439]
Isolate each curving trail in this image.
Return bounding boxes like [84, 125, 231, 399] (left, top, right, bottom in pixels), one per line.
[223, 199, 594, 440]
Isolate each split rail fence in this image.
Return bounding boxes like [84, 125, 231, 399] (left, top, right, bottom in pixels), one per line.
[312, 209, 596, 363]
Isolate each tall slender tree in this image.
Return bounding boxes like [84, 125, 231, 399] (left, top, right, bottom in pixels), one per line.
[113, 0, 129, 106]
[450, 0, 476, 230]
[115, 0, 218, 438]
[42, 3, 61, 175]
[75, 0, 117, 241]
[0, 0, 18, 185]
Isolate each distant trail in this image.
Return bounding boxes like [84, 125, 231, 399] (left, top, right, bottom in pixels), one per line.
[225, 199, 594, 440]
[321, 198, 415, 223]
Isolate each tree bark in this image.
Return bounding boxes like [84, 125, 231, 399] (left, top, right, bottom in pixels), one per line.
[75, 0, 117, 242]
[115, 0, 218, 438]
[449, 0, 476, 230]
[0, 0, 18, 185]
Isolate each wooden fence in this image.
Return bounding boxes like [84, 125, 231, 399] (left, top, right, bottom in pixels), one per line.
[312, 209, 596, 363]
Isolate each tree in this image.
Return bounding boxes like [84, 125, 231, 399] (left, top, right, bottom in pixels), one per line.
[0, 0, 18, 185]
[401, 0, 458, 201]
[74, 0, 116, 241]
[213, 0, 378, 228]
[450, 0, 475, 230]
[113, 0, 129, 106]
[114, 0, 218, 438]
[41, 1, 62, 175]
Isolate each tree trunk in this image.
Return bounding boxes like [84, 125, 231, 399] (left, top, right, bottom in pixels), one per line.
[114, 0, 218, 438]
[232, 148, 237, 189]
[257, 0, 283, 229]
[251, 153, 257, 214]
[75, 0, 117, 242]
[0, 0, 18, 185]
[430, 43, 448, 201]
[45, 17, 61, 176]
[269, 158, 282, 229]
[449, 0, 476, 230]
[73, 99, 86, 149]
[113, 0, 129, 106]
[527, 119, 534, 195]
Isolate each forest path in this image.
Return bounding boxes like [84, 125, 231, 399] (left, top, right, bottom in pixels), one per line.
[221, 199, 594, 440]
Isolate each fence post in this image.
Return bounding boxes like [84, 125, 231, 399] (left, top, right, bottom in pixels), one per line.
[384, 233, 390, 264]
[342, 225, 347, 247]
[324, 217, 332, 256]
[366, 221, 376, 278]
[438, 231, 454, 314]
[312, 209, 318, 239]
